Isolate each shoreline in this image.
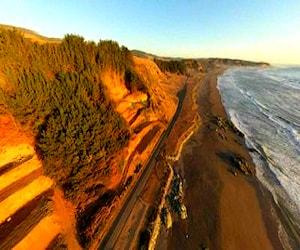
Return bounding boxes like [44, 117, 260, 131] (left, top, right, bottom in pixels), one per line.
[218, 68, 300, 248]
[167, 68, 285, 249]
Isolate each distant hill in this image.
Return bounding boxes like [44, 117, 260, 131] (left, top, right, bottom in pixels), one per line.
[198, 58, 270, 71]
[0, 24, 61, 43]
[0, 24, 269, 67]
[132, 49, 269, 74]
[132, 49, 270, 68]
[131, 50, 183, 61]
[131, 50, 158, 59]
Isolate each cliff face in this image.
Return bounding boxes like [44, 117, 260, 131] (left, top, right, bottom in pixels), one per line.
[91, 56, 178, 193]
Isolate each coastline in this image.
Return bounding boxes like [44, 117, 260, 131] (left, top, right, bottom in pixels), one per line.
[167, 68, 285, 249]
[218, 67, 300, 249]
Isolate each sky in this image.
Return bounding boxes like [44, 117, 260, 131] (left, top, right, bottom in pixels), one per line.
[0, 0, 300, 65]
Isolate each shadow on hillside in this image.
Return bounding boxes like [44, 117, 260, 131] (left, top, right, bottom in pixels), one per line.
[76, 189, 115, 247]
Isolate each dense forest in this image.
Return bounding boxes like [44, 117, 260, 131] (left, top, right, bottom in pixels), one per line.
[0, 29, 147, 203]
[154, 58, 187, 74]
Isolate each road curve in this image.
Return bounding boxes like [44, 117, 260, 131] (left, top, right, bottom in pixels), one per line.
[99, 77, 189, 249]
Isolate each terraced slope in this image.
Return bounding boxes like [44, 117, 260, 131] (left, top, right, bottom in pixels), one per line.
[0, 115, 80, 249]
[0, 145, 55, 249]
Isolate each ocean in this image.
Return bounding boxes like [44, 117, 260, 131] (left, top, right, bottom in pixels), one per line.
[217, 66, 300, 230]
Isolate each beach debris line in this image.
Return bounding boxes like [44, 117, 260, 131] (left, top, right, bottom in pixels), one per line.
[210, 115, 245, 138]
[160, 207, 172, 229]
[211, 114, 256, 176]
[229, 168, 238, 176]
[165, 174, 188, 221]
[231, 153, 255, 175]
[138, 160, 174, 250]
[218, 151, 255, 176]
[201, 242, 210, 250]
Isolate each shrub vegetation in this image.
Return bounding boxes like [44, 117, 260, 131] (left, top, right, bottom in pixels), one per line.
[154, 58, 186, 74]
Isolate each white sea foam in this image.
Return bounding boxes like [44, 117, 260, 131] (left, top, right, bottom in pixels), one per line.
[217, 66, 300, 229]
[263, 146, 300, 215]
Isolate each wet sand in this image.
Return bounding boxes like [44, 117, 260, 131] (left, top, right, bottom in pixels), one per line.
[167, 69, 284, 250]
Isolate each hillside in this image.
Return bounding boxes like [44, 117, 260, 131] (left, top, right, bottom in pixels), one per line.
[0, 26, 182, 248]
[0, 24, 61, 44]
[132, 49, 270, 72]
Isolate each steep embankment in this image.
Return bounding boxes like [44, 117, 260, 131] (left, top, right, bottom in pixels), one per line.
[92, 56, 178, 192]
[81, 56, 182, 248]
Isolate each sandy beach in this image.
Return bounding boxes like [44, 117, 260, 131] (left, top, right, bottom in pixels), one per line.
[167, 69, 284, 250]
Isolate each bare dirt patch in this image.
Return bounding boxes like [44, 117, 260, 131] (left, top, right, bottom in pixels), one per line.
[52, 189, 81, 250]
[0, 115, 34, 147]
